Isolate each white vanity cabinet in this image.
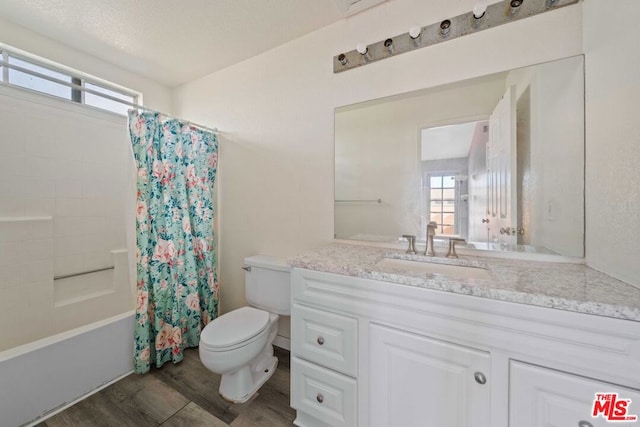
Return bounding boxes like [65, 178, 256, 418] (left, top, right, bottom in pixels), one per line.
[290, 268, 640, 427]
[368, 324, 491, 427]
[510, 361, 640, 427]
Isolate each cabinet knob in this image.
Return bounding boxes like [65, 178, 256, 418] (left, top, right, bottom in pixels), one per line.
[578, 422, 593, 427]
[482, 218, 490, 223]
[316, 393, 324, 403]
[474, 371, 487, 385]
[317, 336, 325, 345]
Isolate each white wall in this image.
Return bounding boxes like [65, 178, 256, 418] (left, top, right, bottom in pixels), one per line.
[583, 0, 640, 288]
[0, 16, 171, 112]
[334, 77, 504, 241]
[172, 0, 583, 315]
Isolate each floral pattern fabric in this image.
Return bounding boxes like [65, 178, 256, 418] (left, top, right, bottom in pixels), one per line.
[128, 110, 219, 374]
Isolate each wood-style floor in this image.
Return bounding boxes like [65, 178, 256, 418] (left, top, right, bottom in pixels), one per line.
[36, 347, 295, 427]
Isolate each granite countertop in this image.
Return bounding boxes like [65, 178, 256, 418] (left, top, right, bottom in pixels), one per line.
[289, 243, 640, 322]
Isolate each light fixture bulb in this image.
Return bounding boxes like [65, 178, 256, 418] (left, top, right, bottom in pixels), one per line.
[384, 38, 394, 53]
[510, 0, 523, 14]
[409, 25, 421, 39]
[356, 42, 368, 55]
[473, 1, 487, 19]
[439, 20, 451, 36]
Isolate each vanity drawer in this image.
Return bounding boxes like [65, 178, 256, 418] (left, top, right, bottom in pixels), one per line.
[292, 303, 358, 377]
[291, 356, 357, 427]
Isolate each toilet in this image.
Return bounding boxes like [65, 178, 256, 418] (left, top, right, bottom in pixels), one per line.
[199, 255, 290, 403]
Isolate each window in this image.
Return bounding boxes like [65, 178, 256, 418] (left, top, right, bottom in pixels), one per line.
[84, 82, 136, 116]
[7, 56, 73, 100]
[0, 47, 139, 115]
[429, 174, 457, 235]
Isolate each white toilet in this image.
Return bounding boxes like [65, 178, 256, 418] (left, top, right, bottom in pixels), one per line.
[199, 255, 290, 403]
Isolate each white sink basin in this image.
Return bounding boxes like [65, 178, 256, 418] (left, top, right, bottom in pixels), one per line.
[375, 257, 492, 281]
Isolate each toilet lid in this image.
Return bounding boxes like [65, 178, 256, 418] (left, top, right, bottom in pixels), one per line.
[200, 306, 269, 349]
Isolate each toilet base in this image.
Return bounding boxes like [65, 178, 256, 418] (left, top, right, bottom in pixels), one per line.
[219, 354, 278, 404]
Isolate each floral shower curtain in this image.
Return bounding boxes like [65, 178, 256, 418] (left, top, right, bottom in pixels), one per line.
[128, 110, 219, 374]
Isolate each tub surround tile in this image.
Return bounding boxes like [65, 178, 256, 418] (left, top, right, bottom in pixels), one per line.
[25, 219, 54, 239]
[55, 197, 84, 217]
[0, 110, 26, 154]
[55, 178, 83, 199]
[24, 198, 56, 216]
[0, 197, 25, 217]
[290, 243, 640, 321]
[54, 254, 85, 277]
[23, 259, 54, 283]
[0, 285, 22, 313]
[0, 241, 24, 266]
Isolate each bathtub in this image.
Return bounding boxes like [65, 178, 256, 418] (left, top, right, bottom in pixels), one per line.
[0, 245, 135, 426]
[0, 311, 135, 427]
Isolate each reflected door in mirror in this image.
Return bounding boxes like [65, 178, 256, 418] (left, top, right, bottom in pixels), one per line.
[488, 85, 517, 245]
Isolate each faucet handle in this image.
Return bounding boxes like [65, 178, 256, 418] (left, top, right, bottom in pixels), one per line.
[446, 237, 466, 259]
[402, 234, 417, 254]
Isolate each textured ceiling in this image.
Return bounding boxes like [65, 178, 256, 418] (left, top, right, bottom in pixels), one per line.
[0, 0, 358, 87]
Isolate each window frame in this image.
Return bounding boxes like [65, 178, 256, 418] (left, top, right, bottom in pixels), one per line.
[427, 172, 458, 235]
[0, 46, 141, 116]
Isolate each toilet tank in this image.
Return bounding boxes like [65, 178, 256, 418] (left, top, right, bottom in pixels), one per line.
[244, 255, 291, 315]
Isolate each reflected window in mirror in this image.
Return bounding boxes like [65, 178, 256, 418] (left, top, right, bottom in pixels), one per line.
[427, 174, 457, 235]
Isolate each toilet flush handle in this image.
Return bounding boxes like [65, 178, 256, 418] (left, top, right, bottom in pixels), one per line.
[242, 266, 251, 272]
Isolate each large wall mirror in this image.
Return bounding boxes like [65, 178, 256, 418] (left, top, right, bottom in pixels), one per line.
[335, 55, 584, 257]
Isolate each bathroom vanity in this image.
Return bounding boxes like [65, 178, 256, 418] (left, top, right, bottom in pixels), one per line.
[288, 243, 640, 427]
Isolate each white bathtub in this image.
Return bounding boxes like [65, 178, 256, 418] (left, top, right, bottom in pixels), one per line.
[0, 246, 135, 427]
[0, 311, 135, 427]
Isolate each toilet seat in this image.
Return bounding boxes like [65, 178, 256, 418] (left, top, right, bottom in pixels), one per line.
[200, 306, 269, 352]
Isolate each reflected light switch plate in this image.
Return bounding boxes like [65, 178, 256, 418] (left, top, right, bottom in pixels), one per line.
[545, 201, 554, 221]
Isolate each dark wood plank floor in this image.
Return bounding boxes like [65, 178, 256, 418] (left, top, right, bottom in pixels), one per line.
[36, 347, 295, 427]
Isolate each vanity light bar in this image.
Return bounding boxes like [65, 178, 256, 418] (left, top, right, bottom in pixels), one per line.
[333, 0, 580, 73]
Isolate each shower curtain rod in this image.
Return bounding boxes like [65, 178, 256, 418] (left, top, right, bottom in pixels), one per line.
[132, 105, 219, 134]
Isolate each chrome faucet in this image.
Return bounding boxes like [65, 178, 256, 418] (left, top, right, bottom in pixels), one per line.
[446, 237, 466, 259]
[424, 221, 437, 256]
[402, 234, 417, 254]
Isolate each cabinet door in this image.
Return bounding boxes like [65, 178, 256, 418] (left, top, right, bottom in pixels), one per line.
[510, 361, 640, 427]
[369, 323, 491, 427]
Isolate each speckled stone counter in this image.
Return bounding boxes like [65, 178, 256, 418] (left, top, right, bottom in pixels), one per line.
[289, 243, 640, 322]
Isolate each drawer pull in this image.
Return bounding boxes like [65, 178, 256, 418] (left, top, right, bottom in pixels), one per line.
[317, 336, 325, 345]
[474, 372, 487, 385]
[316, 393, 324, 403]
[578, 422, 593, 427]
